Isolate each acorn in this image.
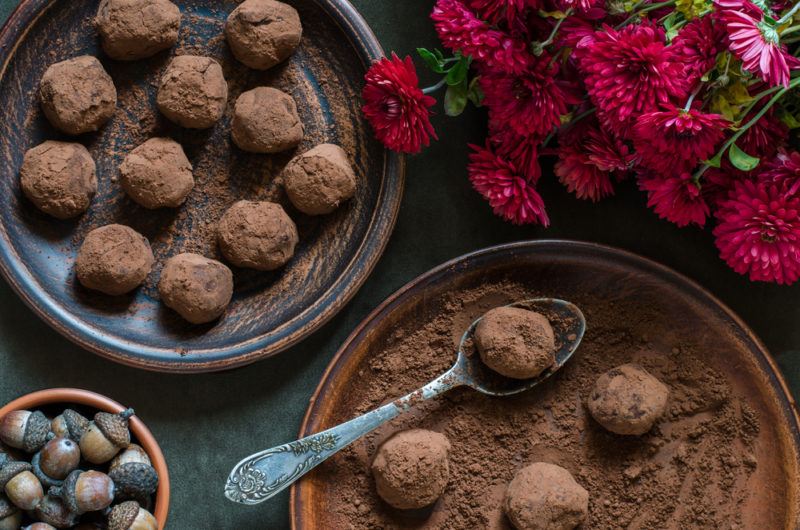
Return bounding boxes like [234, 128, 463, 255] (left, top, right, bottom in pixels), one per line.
[50, 470, 115, 514]
[110, 444, 150, 470]
[107, 501, 157, 530]
[0, 495, 21, 530]
[22, 524, 56, 530]
[50, 410, 89, 442]
[80, 409, 134, 464]
[109, 461, 158, 502]
[32, 437, 81, 488]
[33, 495, 79, 529]
[0, 461, 43, 510]
[0, 410, 51, 453]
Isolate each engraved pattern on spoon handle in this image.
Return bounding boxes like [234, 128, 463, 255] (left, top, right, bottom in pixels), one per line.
[225, 366, 465, 505]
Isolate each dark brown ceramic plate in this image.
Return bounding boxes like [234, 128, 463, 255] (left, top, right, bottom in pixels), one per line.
[0, 0, 403, 372]
[291, 240, 800, 529]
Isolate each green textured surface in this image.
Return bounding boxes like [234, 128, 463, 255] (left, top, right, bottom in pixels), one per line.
[0, 1, 798, 529]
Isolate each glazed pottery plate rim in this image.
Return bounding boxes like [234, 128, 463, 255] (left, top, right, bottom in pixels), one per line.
[290, 239, 800, 529]
[0, 0, 405, 373]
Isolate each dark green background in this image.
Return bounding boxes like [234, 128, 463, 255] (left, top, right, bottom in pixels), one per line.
[0, 1, 798, 528]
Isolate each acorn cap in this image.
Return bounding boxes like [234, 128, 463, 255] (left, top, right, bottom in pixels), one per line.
[22, 411, 51, 453]
[0, 460, 31, 489]
[34, 495, 79, 528]
[107, 501, 139, 530]
[109, 462, 158, 501]
[62, 410, 89, 441]
[0, 453, 9, 470]
[50, 469, 81, 514]
[0, 494, 17, 519]
[94, 409, 134, 448]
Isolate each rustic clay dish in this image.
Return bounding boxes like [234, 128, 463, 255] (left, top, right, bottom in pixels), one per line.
[0, 387, 170, 529]
[291, 240, 800, 529]
[0, 0, 403, 372]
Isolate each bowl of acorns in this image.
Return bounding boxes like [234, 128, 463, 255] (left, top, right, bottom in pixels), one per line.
[0, 388, 169, 530]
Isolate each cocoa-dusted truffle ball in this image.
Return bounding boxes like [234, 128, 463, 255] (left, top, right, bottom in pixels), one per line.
[371, 429, 451, 510]
[504, 462, 589, 530]
[119, 137, 194, 209]
[158, 253, 234, 324]
[475, 306, 556, 379]
[39, 56, 117, 135]
[19, 141, 97, 219]
[95, 0, 181, 61]
[76, 224, 154, 295]
[587, 363, 669, 435]
[225, 0, 302, 70]
[157, 55, 228, 129]
[217, 200, 298, 271]
[231, 87, 303, 153]
[282, 144, 357, 215]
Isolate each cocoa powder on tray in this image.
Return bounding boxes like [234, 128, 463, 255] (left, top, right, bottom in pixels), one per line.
[314, 282, 771, 529]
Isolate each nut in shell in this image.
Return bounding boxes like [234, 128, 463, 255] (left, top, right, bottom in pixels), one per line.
[79, 409, 133, 465]
[0, 494, 21, 530]
[109, 462, 158, 502]
[32, 437, 81, 488]
[0, 410, 51, 453]
[107, 500, 158, 530]
[34, 495, 79, 529]
[110, 444, 151, 472]
[50, 470, 115, 515]
[4, 468, 43, 511]
[51, 410, 89, 442]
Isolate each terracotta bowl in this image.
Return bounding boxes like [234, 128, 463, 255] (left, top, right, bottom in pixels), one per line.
[0, 388, 170, 529]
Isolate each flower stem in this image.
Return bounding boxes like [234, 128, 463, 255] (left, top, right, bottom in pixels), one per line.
[422, 78, 447, 95]
[778, 2, 800, 25]
[683, 85, 703, 112]
[542, 107, 597, 147]
[531, 9, 573, 56]
[781, 24, 800, 37]
[615, 0, 676, 29]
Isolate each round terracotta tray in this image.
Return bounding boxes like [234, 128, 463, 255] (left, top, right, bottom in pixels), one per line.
[291, 240, 800, 529]
[0, 0, 403, 372]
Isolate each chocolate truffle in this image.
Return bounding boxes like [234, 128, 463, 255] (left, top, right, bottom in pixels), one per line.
[119, 137, 194, 209]
[371, 429, 451, 510]
[95, 0, 181, 61]
[587, 363, 669, 435]
[475, 306, 556, 379]
[158, 253, 234, 324]
[231, 87, 303, 153]
[19, 141, 97, 219]
[217, 200, 298, 271]
[504, 462, 589, 530]
[76, 224, 154, 295]
[225, 0, 302, 70]
[282, 144, 357, 215]
[39, 56, 117, 135]
[157, 55, 228, 129]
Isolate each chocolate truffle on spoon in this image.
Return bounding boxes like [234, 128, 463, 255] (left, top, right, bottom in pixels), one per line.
[95, 0, 181, 61]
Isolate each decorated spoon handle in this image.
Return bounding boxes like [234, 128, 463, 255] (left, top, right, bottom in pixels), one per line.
[224, 366, 465, 505]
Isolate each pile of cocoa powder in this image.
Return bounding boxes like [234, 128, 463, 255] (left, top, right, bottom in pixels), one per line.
[311, 281, 785, 529]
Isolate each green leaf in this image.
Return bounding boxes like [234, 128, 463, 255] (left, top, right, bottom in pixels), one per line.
[444, 80, 468, 117]
[705, 152, 723, 169]
[433, 49, 445, 61]
[416, 48, 445, 74]
[446, 57, 469, 86]
[467, 76, 484, 106]
[779, 109, 800, 129]
[728, 143, 760, 171]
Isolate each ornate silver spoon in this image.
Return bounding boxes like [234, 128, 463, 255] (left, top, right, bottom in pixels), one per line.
[224, 298, 586, 505]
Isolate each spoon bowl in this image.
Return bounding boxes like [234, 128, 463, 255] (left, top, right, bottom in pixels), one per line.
[454, 298, 586, 396]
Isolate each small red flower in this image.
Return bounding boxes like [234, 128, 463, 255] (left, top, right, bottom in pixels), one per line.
[468, 144, 549, 225]
[431, 0, 532, 74]
[578, 23, 689, 138]
[632, 108, 729, 175]
[639, 172, 710, 227]
[480, 55, 580, 137]
[671, 16, 727, 88]
[715, 1, 800, 87]
[555, 123, 633, 201]
[714, 180, 800, 284]
[488, 126, 543, 182]
[362, 53, 437, 154]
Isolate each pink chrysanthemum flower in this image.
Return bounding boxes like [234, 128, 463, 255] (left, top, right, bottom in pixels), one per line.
[577, 23, 689, 138]
[759, 150, 800, 196]
[431, 0, 532, 74]
[362, 54, 437, 154]
[639, 172, 710, 227]
[555, 124, 633, 201]
[480, 56, 580, 137]
[714, 180, 800, 284]
[468, 144, 550, 225]
[671, 16, 727, 88]
[633, 108, 729, 174]
[715, 1, 800, 87]
[489, 127, 543, 182]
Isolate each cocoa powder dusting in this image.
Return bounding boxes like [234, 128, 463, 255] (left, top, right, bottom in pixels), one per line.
[313, 282, 778, 530]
